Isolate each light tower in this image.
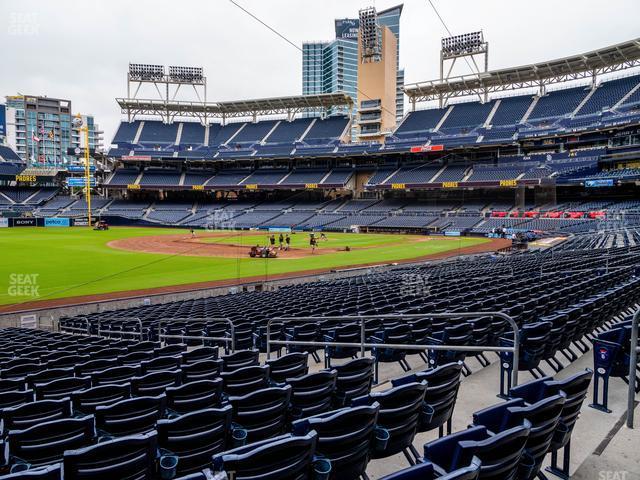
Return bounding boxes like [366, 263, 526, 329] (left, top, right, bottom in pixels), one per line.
[440, 31, 489, 106]
[73, 114, 92, 227]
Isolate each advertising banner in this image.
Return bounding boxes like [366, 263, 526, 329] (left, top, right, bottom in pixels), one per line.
[45, 217, 70, 227]
[11, 218, 37, 227]
[73, 217, 90, 227]
[0, 104, 5, 138]
[335, 18, 359, 40]
[0, 218, 8, 228]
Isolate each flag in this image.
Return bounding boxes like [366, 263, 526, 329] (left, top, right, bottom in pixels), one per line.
[39, 125, 45, 135]
[48, 130, 54, 139]
[32, 133, 40, 143]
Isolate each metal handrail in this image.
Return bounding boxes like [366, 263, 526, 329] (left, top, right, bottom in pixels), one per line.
[627, 308, 640, 428]
[266, 312, 521, 387]
[97, 318, 144, 340]
[157, 318, 236, 352]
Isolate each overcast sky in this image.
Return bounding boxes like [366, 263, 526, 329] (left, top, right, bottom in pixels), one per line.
[1, 0, 639, 143]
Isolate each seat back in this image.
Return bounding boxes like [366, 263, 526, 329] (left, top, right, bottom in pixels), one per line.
[157, 406, 232, 476]
[0, 464, 62, 479]
[181, 347, 218, 365]
[95, 394, 166, 437]
[166, 379, 223, 414]
[221, 365, 270, 396]
[409, 363, 462, 433]
[8, 416, 96, 467]
[91, 365, 141, 387]
[357, 380, 428, 458]
[266, 352, 309, 383]
[221, 350, 259, 372]
[289, 370, 337, 419]
[380, 457, 481, 480]
[181, 359, 223, 383]
[1, 398, 72, 434]
[212, 431, 318, 480]
[0, 390, 34, 410]
[71, 383, 131, 415]
[292, 404, 379, 480]
[333, 358, 374, 407]
[228, 386, 292, 442]
[141, 355, 181, 374]
[34, 377, 91, 401]
[131, 370, 182, 397]
[25, 368, 74, 389]
[63, 431, 158, 480]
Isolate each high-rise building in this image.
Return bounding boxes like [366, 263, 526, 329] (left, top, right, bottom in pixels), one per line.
[301, 4, 404, 126]
[4, 95, 103, 167]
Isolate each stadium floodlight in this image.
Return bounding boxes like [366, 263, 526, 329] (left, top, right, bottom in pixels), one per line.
[168, 66, 204, 83]
[441, 31, 485, 58]
[359, 6, 381, 62]
[128, 63, 165, 81]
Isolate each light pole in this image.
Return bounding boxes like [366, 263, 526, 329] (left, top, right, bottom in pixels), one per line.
[73, 115, 92, 227]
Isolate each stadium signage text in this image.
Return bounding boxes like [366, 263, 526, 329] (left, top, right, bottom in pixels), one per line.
[127, 184, 141, 190]
[12, 218, 37, 227]
[192, 185, 204, 191]
[123, 155, 152, 161]
[245, 184, 258, 190]
[499, 179, 517, 187]
[45, 217, 70, 227]
[410, 144, 444, 153]
[442, 181, 458, 188]
[0, 218, 8, 228]
[305, 183, 318, 189]
[391, 183, 406, 190]
[15, 175, 37, 183]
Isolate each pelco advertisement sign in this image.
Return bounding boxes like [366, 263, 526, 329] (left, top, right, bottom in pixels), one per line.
[0, 218, 8, 228]
[45, 217, 70, 227]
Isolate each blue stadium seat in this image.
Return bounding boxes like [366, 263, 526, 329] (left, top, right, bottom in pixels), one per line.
[288, 370, 338, 420]
[228, 386, 292, 442]
[63, 431, 158, 480]
[157, 406, 233, 476]
[353, 379, 428, 464]
[0, 465, 62, 480]
[392, 362, 463, 438]
[95, 394, 166, 437]
[472, 395, 566, 479]
[292, 403, 380, 480]
[211, 431, 324, 480]
[423, 422, 531, 480]
[71, 383, 131, 415]
[166, 379, 223, 414]
[266, 352, 309, 384]
[380, 458, 481, 480]
[7, 416, 96, 469]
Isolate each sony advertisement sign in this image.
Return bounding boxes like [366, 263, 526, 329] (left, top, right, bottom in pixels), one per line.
[335, 18, 359, 40]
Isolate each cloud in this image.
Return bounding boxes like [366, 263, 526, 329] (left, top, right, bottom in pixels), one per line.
[1, 0, 638, 144]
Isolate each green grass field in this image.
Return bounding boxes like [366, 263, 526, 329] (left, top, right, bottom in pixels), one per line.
[0, 227, 489, 306]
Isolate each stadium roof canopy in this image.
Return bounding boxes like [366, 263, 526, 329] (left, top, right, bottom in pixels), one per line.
[116, 93, 353, 123]
[404, 38, 640, 103]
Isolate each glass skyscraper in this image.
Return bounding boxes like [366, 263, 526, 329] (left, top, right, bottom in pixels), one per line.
[302, 4, 404, 123]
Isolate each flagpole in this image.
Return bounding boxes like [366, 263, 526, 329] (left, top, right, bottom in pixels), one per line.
[30, 127, 35, 168]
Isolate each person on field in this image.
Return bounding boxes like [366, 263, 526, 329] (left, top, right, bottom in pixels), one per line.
[269, 234, 276, 247]
[278, 233, 284, 250]
[285, 234, 291, 251]
[190, 228, 196, 239]
[320, 232, 327, 241]
[310, 234, 317, 253]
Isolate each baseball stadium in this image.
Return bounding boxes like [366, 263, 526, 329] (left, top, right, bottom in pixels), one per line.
[0, 1, 639, 479]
